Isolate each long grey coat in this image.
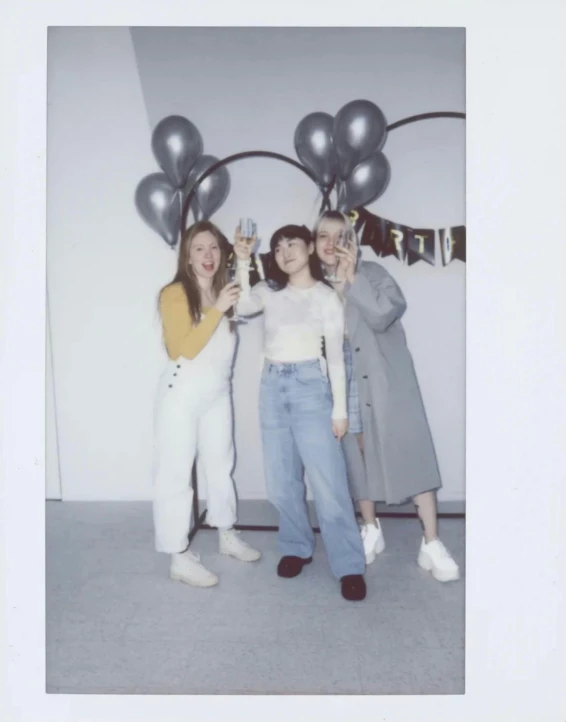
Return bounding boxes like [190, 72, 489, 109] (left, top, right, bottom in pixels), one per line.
[341, 261, 442, 505]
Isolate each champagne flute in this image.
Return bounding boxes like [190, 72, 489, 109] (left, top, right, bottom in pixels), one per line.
[239, 218, 257, 266]
[230, 218, 257, 322]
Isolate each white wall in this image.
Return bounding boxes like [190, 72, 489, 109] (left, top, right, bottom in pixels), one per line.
[47, 27, 175, 500]
[46, 292, 61, 499]
[48, 27, 465, 502]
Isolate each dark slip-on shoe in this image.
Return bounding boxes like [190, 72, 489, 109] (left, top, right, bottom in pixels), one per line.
[340, 574, 367, 601]
[277, 555, 313, 578]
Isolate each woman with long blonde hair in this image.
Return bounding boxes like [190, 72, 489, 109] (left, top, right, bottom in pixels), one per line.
[152, 221, 261, 589]
[313, 210, 459, 583]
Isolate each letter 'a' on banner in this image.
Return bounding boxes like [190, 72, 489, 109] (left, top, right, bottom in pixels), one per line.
[439, 225, 466, 265]
[361, 214, 390, 259]
[408, 228, 436, 266]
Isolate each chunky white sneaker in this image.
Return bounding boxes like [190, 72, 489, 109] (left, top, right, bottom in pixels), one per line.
[219, 529, 261, 562]
[417, 538, 460, 582]
[170, 550, 219, 587]
[360, 519, 386, 564]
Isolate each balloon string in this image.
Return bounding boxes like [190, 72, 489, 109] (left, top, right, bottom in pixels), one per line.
[307, 187, 325, 226]
[319, 178, 336, 214]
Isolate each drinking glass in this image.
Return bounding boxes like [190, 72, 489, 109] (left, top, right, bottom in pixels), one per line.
[323, 230, 348, 282]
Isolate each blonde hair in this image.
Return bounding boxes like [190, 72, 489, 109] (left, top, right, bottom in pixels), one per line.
[312, 210, 362, 266]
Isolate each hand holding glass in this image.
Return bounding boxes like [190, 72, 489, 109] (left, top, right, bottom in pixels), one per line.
[227, 263, 246, 323]
[325, 230, 349, 282]
[237, 218, 257, 260]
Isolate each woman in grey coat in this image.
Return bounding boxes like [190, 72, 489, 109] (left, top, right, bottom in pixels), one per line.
[313, 211, 459, 583]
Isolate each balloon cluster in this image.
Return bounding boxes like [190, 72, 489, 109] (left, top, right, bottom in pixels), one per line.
[294, 99, 391, 212]
[134, 116, 230, 248]
[135, 101, 392, 248]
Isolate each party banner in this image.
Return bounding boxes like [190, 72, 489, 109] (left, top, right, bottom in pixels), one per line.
[351, 208, 428, 264]
[252, 211, 464, 275]
[349, 207, 465, 267]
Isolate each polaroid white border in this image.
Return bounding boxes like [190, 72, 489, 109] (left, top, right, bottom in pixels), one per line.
[1, 0, 565, 720]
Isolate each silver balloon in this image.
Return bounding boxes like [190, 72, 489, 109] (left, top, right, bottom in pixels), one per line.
[182, 154, 218, 220]
[336, 152, 391, 213]
[151, 115, 203, 189]
[190, 158, 230, 220]
[294, 112, 337, 186]
[333, 100, 388, 179]
[135, 173, 181, 247]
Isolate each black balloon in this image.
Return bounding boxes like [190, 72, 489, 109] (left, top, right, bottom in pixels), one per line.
[333, 100, 388, 179]
[135, 173, 181, 247]
[294, 112, 337, 186]
[336, 152, 391, 212]
[151, 115, 203, 189]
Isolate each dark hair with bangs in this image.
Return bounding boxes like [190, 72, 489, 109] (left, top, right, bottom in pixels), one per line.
[267, 224, 330, 291]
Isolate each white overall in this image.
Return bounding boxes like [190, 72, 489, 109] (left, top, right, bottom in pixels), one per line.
[152, 315, 237, 553]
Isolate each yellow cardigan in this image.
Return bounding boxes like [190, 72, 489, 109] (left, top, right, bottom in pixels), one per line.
[159, 283, 223, 360]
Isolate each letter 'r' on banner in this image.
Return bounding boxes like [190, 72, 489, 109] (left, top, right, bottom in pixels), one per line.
[408, 228, 435, 266]
[383, 221, 408, 263]
[439, 226, 466, 265]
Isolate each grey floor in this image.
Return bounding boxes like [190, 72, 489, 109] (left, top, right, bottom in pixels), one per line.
[46, 502, 465, 695]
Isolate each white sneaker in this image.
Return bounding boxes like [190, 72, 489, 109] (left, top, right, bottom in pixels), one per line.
[360, 519, 386, 564]
[219, 529, 262, 562]
[170, 549, 219, 587]
[417, 538, 460, 582]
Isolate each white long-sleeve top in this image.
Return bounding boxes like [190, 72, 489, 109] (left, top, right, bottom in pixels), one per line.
[236, 264, 347, 420]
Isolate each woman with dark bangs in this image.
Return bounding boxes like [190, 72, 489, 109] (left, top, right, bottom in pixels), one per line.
[233, 223, 366, 601]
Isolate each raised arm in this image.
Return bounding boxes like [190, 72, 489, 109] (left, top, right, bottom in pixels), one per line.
[321, 290, 348, 422]
[235, 261, 268, 316]
[232, 226, 269, 316]
[345, 261, 407, 332]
